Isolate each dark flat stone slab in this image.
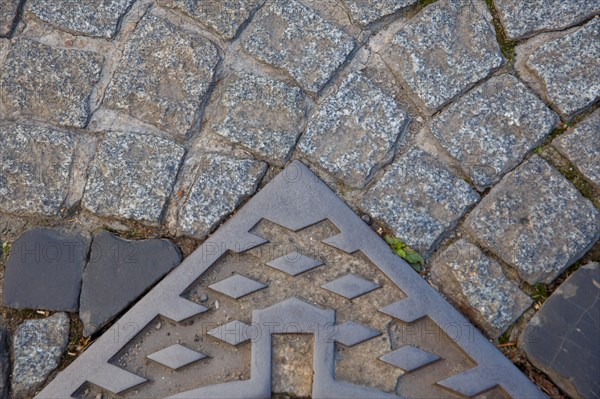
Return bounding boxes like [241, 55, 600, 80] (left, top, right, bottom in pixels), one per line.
[79, 231, 181, 336]
[520, 263, 600, 399]
[2, 228, 89, 312]
[38, 161, 544, 399]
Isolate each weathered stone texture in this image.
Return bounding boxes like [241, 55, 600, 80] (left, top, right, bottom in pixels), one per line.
[361, 148, 480, 256]
[12, 313, 70, 399]
[0, 123, 75, 216]
[158, 0, 263, 39]
[385, 0, 504, 112]
[494, 0, 600, 40]
[27, 0, 136, 38]
[1, 39, 103, 127]
[431, 74, 558, 190]
[82, 131, 185, 223]
[210, 72, 305, 166]
[553, 109, 600, 190]
[343, 0, 417, 26]
[520, 263, 600, 399]
[3, 228, 89, 312]
[526, 18, 600, 118]
[177, 154, 266, 238]
[104, 14, 219, 137]
[0, 0, 19, 37]
[465, 156, 600, 285]
[241, 0, 355, 92]
[299, 73, 409, 188]
[430, 239, 532, 338]
[80, 231, 181, 336]
[0, 328, 8, 399]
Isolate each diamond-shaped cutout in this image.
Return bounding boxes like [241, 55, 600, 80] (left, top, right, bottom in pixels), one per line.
[379, 345, 440, 372]
[322, 274, 380, 299]
[267, 251, 323, 276]
[147, 344, 207, 370]
[208, 320, 251, 346]
[209, 274, 267, 299]
[335, 321, 380, 347]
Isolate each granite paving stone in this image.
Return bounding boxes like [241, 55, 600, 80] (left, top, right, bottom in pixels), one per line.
[27, 0, 136, 39]
[361, 148, 480, 257]
[177, 154, 266, 238]
[12, 313, 70, 399]
[0, 328, 8, 399]
[384, 0, 504, 112]
[519, 263, 600, 399]
[553, 108, 600, 190]
[430, 74, 559, 190]
[2, 228, 89, 312]
[0, 123, 76, 216]
[0, 39, 103, 127]
[241, 0, 355, 93]
[465, 156, 600, 285]
[158, 0, 263, 40]
[210, 72, 306, 166]
[0, 0, 20, 37]
[104, 14, 219, 137]
[525, 18, 600, 118]
[79, 230, 182, 336]
[493, 0, 600, 40]
[299, 72, 409, 188]
[82, 131, 185, 224]
[430, 239, 532, 338]
[342, 0, 417, 26]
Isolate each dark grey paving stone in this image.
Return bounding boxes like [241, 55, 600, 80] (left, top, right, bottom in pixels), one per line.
[299, 72, 410, 188]
[0, 0, 20, 37]
[209, 72, 306, 166]
[104, 14, 219, 137]
[465, 156, 600, 285]
[82, 131, 185, 224]
[79, 231, 182, 336]
[2, 228, 89, 312]
[321, 273, 380, 299]
[430, 239, 532, 338]
[0, 39, 103, 128]
[379, 345, 440, 372]
[361, 148, 480, 257]
[147, 344, 207, 370]
[493, 0, 600, 40]
[0, 328, 8, 399]
[208, 274, 267, 299]
[526, 18, 600, 118]
[553, 108, 600, 190]
[430, 74, 558, 190]
[383, 0, 504, 112]
[12, 313, 70, 399]
[38, 161, 545, 399]
[0, 123, 76, 216]
[520, 263, 600, 399]
[342, 0, 417, 26]
[241, 0, 355, 93]
[266, 251, 323, 276]
[158, 0, 262, 40]
[27, 0, 136, 39]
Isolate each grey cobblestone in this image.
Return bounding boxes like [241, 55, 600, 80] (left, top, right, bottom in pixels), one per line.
[104, 14, 219, 137]
[361, 148, 480, 256]
[342, 0, 417, 26]
[241, 0, 355, 92]
[465, 156, 600, 285]
[82, 131, 185, 224]
[384, 0, 504, 112]
[0, 0, 19, 37]
[553, 109, 600, 190]
[431, 74, 558, 190]
[1, 39, 103, 128]
[525, 18, 600, 118]
[299, 72, 409, 188]
[27, 0, 136, 39]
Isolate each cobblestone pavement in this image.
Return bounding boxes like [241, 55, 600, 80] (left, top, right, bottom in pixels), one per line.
[0, 0, 599, 398]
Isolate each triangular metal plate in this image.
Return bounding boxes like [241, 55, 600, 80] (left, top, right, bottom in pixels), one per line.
[36, 161, 545, 399]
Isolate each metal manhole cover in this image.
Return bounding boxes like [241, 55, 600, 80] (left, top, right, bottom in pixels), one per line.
[37, 161, 545, 399]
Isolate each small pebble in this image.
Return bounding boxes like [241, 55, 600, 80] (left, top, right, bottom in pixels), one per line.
[215, 300, 220, 310]
[200, 294, 208, 302]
